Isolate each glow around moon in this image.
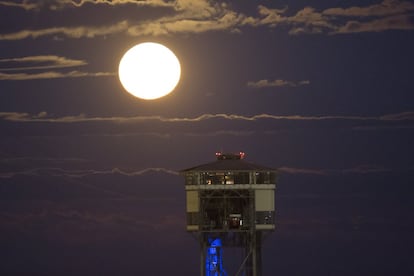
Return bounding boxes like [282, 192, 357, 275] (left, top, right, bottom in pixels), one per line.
[118, 42, 181, 100]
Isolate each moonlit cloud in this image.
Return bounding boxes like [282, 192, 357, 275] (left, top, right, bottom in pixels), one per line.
[0, 0, 219, 13]
[323, 0, 414, 17]
[68, 0, 174, 8]
[334, 14, 414, 34]
[278, 167, 328, 175]
[0, 55, 87, 71]
[0, 70, 115, 80]
[278, 164, 412, 176]
[254, 5, 335, 33]
[1, 111, 414, 123]
[127, 13, 243, 36]
[247, 79, 310, 88]
[1, 1, 412, 40]
[341, 165, 393, 174]
[255, 0, 414, 34]
[0, 20, 129, 40]
[0, 1, 37, 10]
[379, 111, 414, 121]
[0, 55, 114, 80]
[0, 0, 174, 10]
[1, 164, 409, 179]
[0, 167, 178, 178]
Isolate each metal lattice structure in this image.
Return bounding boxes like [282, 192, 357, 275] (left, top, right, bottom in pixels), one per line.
[181, 152, 276, 276]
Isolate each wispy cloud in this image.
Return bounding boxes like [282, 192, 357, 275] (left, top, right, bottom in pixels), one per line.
[0, 1, 239, 39]
[255, 5, 336, 34]
[322, 0, 414, 17]
[68, 0, 174, 8]
[278, 167, 328, 175]
[0, 0, 174, 10]
[0, 20, 129, 40]
[0, 167, 178, 179]
[340, 165, 394, 174]
[0, 55, 87, 71]
[255, 0, 414, 35]
[0, 0, 37, 10]
[379, 111, 414, 121]
[0, 55, 114, 80]
[278, 164, 411, 176]
[1, 1, 412, 39]
[334, 14, 414, 34]
[1, 164, 410, 179]
[247, 79, 310, 88]
[0, 70, 115, 80]
[1, 111, 414, 123]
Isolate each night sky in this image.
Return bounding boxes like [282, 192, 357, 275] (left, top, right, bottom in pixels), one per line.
[1, 0, 414, 275]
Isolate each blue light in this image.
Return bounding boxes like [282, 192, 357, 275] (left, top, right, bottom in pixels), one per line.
[206, 238, 227, 276]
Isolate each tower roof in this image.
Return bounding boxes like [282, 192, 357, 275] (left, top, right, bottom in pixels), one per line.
[181, 152, 275, 172]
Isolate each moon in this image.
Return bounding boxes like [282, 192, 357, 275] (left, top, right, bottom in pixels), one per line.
[118, 42, 181, 100]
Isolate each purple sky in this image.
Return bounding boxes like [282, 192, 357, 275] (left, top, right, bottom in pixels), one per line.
[1, 1, 414, 275]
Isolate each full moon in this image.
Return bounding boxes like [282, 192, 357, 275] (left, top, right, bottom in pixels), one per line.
[118, 42, 181, 100]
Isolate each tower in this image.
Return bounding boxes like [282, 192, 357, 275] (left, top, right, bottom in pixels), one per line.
[181, 152, 276, 276]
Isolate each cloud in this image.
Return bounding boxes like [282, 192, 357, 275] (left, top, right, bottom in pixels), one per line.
[0, 70, 115, 80]
[0, 167, 178, 179]
[0, 0, 175, 10]
[169, 0, 414, 35]
[1, 1, 413, 39]
[0, 55, 87, 71]
[1, 164, 410, 179]
[0, 20, 129, 40]
[0, 0, 37, 10]
[255, 0, 414, 34]
[0, 55, 114, 80]
[1, 111, 414, 123]
[0, 13, 243, 40]
[254, 5, 286, 26]
[323, 0, 414, 17]
[341, 165, 393, 174]
[0, 0, 221, 13]
[286, 7, 336, 31]
[278, 164, 412, 176]
[127, 12, 243, 36]
[334, 14, 414, 34]
[380, 111, 414, 121]
[247, 79, 310, 88]
[68, 0, 174, 8]
[0, 0, 241, 39]
[278, 167, 328, 175]
[255, 5, 336, 33]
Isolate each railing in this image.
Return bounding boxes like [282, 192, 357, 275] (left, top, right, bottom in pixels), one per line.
[185, 171, 276, 185]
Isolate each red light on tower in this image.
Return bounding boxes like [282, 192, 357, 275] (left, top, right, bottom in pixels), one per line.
[239, 152, 246, 159]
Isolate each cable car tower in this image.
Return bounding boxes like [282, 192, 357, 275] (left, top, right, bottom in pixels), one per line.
[181, 152, 276, 276]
